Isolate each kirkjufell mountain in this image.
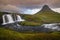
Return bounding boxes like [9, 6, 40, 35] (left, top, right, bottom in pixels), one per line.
[20, 5, 60, 26]
[37, 5, 57, 14]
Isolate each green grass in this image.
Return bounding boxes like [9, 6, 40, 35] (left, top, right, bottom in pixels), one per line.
[20, 10, 60, 26]
[35, 11, 60, 23]
[0, 28, 60, 40]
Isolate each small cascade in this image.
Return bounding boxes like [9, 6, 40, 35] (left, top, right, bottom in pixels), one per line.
[2, 14, 15, 25]
[16, 15, 25, 22]
[41, 23, 60, 31]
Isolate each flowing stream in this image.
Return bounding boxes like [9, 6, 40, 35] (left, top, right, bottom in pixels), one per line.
[3, 23, 60, 32]
[2, 14, 60, 32]
[41, 23, 60, 31]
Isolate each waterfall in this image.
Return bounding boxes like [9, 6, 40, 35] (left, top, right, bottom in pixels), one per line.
[16, 15, 25, 22]
[2, 14, 25, 25]
[2, 14, 15, 25]
[2, 15, 7, 25]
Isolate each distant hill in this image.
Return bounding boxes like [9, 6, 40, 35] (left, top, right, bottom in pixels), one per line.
[20, 5, 60, 26]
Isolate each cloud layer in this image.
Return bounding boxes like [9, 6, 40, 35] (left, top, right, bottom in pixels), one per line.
[0, 5, 41, 14]
[0, 0, 60, 14]
[0, 0, 60, 8]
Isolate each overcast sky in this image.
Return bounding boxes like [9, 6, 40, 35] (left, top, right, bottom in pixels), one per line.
[0, 0, 60, 14]
[0, 0, 60, 8]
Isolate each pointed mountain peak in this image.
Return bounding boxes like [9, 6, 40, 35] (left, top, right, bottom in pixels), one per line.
[40, 5, 52, 12]
[43, 5, 49, 8]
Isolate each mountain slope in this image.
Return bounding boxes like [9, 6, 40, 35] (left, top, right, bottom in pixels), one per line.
[20, 5, 60, 26]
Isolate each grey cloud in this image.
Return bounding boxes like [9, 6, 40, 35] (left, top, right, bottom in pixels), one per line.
[0, 0, 60, 8]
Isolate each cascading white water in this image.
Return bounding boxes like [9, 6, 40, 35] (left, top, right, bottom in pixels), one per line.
[41, 23, 60, 31]
[2, 14, 15, 25]
[2, 15, 7, 25]
[16, 15, 25, 22]
[6, 14, 15, 23]
[2, 14, 25, 25]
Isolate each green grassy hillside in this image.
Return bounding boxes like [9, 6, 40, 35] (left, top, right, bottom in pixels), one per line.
[0, 27, 60, 40]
